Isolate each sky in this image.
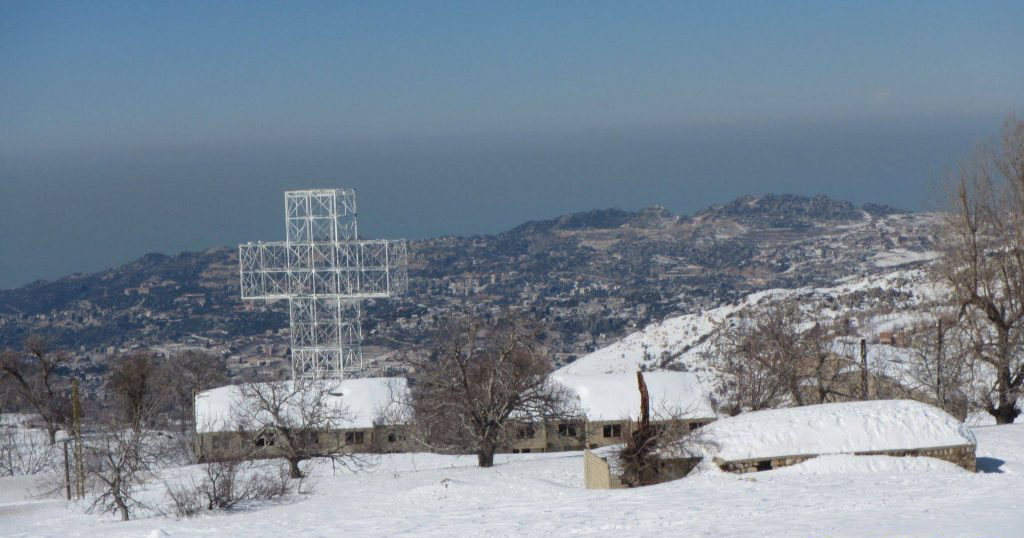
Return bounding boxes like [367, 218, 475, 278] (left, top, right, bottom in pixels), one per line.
[1, 1, 1022, 289]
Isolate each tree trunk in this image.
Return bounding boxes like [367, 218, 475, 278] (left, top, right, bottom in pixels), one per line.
[112, 475, 129, 521]
[287, 457, 303, 479]
[477, 439, 496, 468]
[47, 427, 57, 445]
[990, 334, 1020, 424]
[992, 402, 1021, 424]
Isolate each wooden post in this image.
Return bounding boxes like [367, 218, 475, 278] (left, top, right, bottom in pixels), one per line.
[860, 338, 869, 400]
[936, 318, 944, 407]
[71, 379, 84, 499]
[62, 440, 71, 500]
[636, 371, 650, 432]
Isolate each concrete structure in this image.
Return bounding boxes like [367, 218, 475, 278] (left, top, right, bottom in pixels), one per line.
[584, 446, 700, 490]
[703, 400, 977, 473]
[512, 372, 717, 453]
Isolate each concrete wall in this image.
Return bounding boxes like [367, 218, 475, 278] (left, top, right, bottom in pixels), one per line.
[194, 425, 403, 462]
[716, 443, 977, 473]
[584, 449, 623, 489]
[584, 449, 700, 489]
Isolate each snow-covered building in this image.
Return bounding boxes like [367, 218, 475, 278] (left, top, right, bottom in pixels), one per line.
[701, 400, 977, 472]
[192, 377, 410, 462]
[512, 372, 717, 453]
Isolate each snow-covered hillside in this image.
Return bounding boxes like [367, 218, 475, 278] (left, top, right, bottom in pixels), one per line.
[1, 423, 1021, 537]
[557, 267, 945, 384]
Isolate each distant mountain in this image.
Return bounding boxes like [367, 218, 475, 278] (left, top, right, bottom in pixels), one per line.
[697, 193, 906, 227]
[0, 193, 942, 381]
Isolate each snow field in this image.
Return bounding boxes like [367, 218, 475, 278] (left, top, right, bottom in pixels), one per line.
[1, 424, 1022, 538]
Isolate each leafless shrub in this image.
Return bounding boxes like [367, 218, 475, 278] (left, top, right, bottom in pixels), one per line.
[707, 302, 856, 414]
[0, 427, 62, 476]
[82, 424, 160, 521]
[165, 459, 302, 518]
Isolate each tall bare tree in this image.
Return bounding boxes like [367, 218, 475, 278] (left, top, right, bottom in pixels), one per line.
[0, 335, 71, 444]
[941, 115, 1024, 423]
[900, 314, 975, 419]
[108, 352, 168, 430]
[166, 350, 228, 429]
[232, 379, 369, 478]
[411, 311, 577, 467]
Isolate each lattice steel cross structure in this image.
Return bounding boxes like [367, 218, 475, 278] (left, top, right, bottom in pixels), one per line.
[239, 189, 408, 379]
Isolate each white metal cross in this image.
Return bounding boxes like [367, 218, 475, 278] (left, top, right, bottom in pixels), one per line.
[239, 189, 408, 379]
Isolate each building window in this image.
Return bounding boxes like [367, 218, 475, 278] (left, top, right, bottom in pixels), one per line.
[345, 431, 365, 445]
[557, 423, 577, 437]
[254, 433, 275, 448]
[756, 460, 772, 472]
[517, 426, 536, 439]
[602, 424, 622, 438]
[387, 432, 404, 444]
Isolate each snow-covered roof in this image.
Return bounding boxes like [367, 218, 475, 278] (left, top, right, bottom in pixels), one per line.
[701, 400, 976, 462]
[552, 372, 715, 422]
[195, 377, 409, 433]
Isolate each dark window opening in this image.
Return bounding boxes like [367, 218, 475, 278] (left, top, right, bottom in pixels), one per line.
[756, 460, 772, 472]
[345, 431, 365, 445]
[254, 434, 275, 448]
[557, 423, 577, 437]
[602, 424, 622, 438]
[517, 426, 536, 439]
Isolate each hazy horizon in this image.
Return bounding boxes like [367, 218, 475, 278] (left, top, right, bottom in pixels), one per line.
[2, 2, 1022, 288]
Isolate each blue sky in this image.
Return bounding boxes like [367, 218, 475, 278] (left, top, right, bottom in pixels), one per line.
[1, 1, 1022, 287]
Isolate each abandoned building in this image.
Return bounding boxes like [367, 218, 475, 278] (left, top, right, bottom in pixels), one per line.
[193, 371, 717, 461]
[192, 377, 410, 462]
[511, 372, 716, 453]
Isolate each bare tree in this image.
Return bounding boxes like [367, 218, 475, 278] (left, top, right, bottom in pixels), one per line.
[708, 302, 855, 414]
[81, 397, 171, 521]
[900, 314, 975, 419]
[0, 336, 71, 444]
[410, 311, 577, 467]
[165, 350, 228, 430]
[232, 379, 370, 478]
[940, 115, 1024, 423]
[108, 352, 168, 430]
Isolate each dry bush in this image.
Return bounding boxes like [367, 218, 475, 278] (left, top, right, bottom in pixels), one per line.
[165, 459, 302, 518]
[0, 427, 62, 476]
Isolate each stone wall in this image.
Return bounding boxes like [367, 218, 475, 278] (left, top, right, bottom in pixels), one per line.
[717, 443, 977, 473]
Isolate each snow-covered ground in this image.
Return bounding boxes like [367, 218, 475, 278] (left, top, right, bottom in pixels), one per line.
[2, 423, 1021, 538]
